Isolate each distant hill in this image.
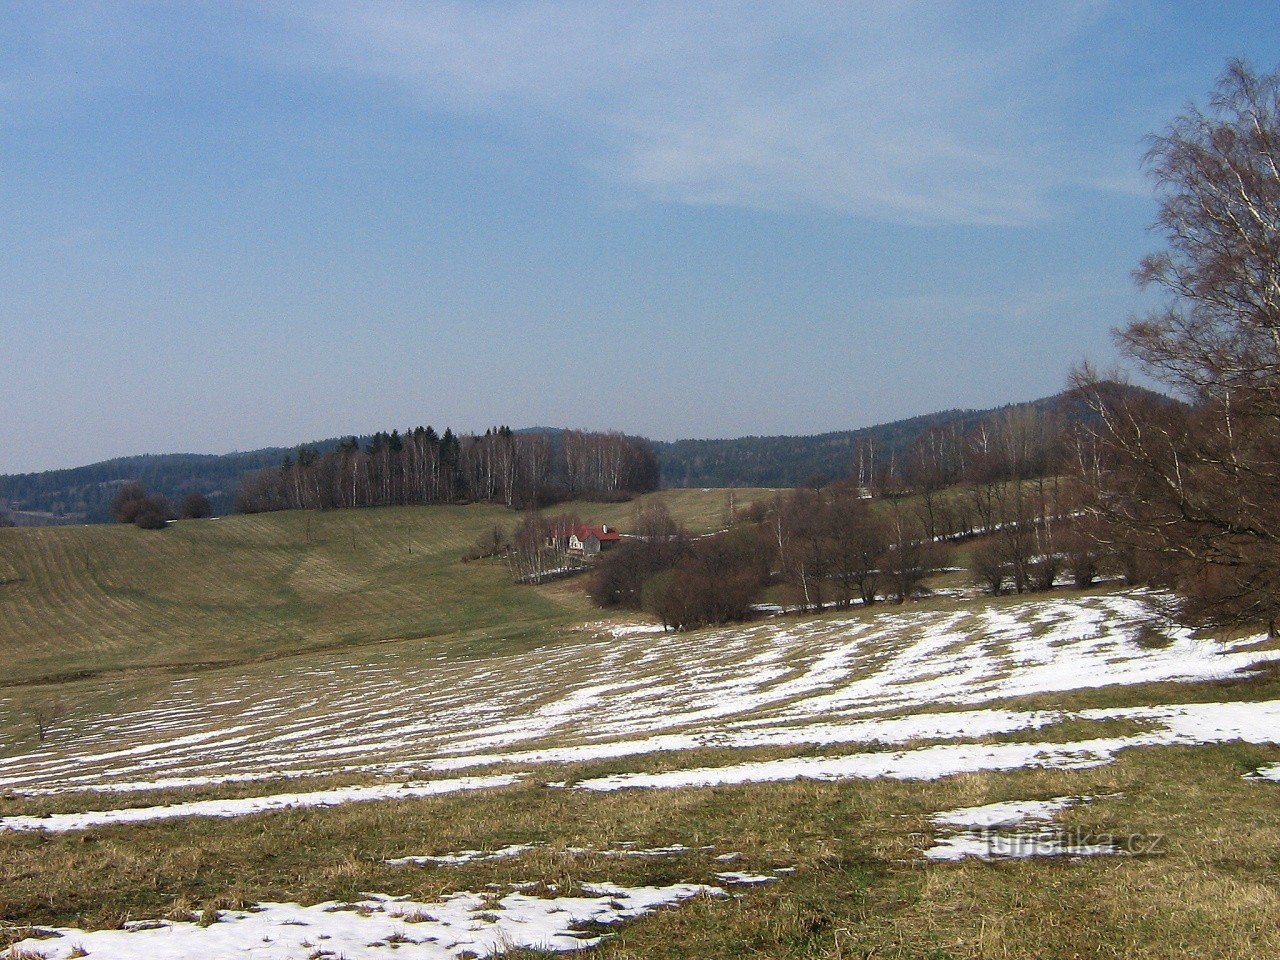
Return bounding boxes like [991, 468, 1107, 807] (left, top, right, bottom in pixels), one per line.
[651, 391, 1109, 488]
[0, 447, 334, 524]
[0, 387, 1158, 524]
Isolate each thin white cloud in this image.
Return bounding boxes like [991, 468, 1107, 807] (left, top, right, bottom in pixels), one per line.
[275, 0, 1132, 226]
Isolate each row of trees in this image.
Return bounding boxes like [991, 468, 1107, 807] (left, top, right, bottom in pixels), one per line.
[110, 483, 212, 529]
[767, 487, 935, 610]
[235, 427, 659, 515]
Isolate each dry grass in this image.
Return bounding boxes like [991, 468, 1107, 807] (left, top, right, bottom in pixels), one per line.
[2, 492, 1278, 958]
[1, 743, 1278, 958]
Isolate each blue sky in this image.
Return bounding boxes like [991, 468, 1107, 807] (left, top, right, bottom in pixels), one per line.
[2, 2, 1277, 473]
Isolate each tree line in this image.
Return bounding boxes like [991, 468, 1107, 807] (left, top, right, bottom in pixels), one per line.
[234, 427, 659, 514]
[585, 401, 1097, 630]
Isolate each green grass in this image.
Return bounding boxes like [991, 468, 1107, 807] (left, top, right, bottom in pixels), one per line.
[0, 490, 777, 687]
[568, 487, 780, 533]
[0, 506, 567, 685]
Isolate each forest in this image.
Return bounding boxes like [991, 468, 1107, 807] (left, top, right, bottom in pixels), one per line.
[0, 395, 1106, 524]
[233, 427, 659, 514]
[581, 402, 1101, 630]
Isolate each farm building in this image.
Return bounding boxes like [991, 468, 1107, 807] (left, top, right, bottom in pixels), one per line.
[566, 523, 622, 557]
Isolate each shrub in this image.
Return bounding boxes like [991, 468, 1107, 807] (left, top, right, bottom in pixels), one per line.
[971, 538, 1009, 596]
[110, 481, 151, 524]
[1028, 553, 1061, 592]
[1062, 531, 1102, 589]
[179, 492, 213, 520]
[133, 495, 173, 530]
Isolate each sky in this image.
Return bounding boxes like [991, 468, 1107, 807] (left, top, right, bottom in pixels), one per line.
[2, 2, 1278, 474]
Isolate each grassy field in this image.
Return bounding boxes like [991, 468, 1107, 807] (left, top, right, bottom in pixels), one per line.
[1, 493, 1278, 959]
[4, 740, 1279, 958]
[0, 489, 777, 686]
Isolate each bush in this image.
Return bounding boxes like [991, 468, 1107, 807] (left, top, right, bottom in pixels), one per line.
[1028, 554, 1061, 592]
[589, 508, 686, 609]
[133, 495, 173, 530]
[637, 528, 767, 630]
[179, 492, 213, 520]
[110, 482, 151, 524]
[463, 525, 509, 562]
[1062, 530, 1102, 589]
[971, 538, 1009, 596]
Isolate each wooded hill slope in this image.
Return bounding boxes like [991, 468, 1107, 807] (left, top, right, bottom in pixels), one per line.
[0, 387, 1158, 524]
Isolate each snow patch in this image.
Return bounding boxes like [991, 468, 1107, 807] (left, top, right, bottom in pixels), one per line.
[714, 871, 779, 885]
[924, 795, 1122, 861]
[0, 775, 519, 834]
[7, 884, 723, 959]
[1247, 762, 1280, 782]
[385, 844, 534, 866]
[575, 699, 1280, 792]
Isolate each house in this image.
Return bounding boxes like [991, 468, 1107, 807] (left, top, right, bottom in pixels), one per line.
[567, 523, 622, 558]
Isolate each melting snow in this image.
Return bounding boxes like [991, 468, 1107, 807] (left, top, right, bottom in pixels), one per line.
[931, 797, 1077, 829]
[924, 796, 1122, 861]
[714, 871, 778, 885]
[5, 593, 1273, 799]
[574, 699, 1280, 792]
[6, 884, 723, 960]
[384, 842, 718, 866]
[385, 844, 535, 866]
[0, 775, 519, 834]
[3, 593, 1278, 836]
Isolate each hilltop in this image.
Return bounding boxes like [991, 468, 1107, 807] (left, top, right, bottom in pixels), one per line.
[0, 386, 1162, 524]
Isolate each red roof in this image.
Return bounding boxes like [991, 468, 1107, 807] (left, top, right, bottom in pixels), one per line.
[575, 523, 621, 543]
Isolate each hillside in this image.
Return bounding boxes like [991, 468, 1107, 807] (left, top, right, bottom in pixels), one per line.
[1, 558, 1278, 957]
[0, 448, 316, 525]
[0, 490, 1277, 958]
[0, 489, 775, 686]
[0, 389, 1136, 524]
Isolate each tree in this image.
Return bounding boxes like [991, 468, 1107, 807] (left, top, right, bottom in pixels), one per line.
[589, 503, 686, 609]
[641, 528, 767, 630]
[778, 488, 829, 611]
[971, 538, 1010, 596]
[827, 492, 889, 606]
[505, 512, 580, 583]
[180, 492, 213, 520]
[1076, 61, 1280, 632]
[133, 494, 174, 530]
[111, 482, 150, 524]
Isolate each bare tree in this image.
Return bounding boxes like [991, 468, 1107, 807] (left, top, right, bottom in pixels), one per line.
[1076, 60, 1280, 632]
[180, 492, 213, 520]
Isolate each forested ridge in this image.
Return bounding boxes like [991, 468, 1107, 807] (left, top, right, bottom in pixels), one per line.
[0, 390, 1154, 524]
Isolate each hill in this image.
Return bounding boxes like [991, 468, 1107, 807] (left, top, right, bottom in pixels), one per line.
[0, 484, 1276, 959]
[0, 448, 318, 525]
[0, 386, 1163, 524]
[0, 489, 775, 686]
[0, 566, 1277, 957]
[654, 404, 1017, 488]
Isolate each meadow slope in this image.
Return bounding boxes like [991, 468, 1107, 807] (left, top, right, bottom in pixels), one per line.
[1, 503, 1279, 959]
[0, 491, 775, 685]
